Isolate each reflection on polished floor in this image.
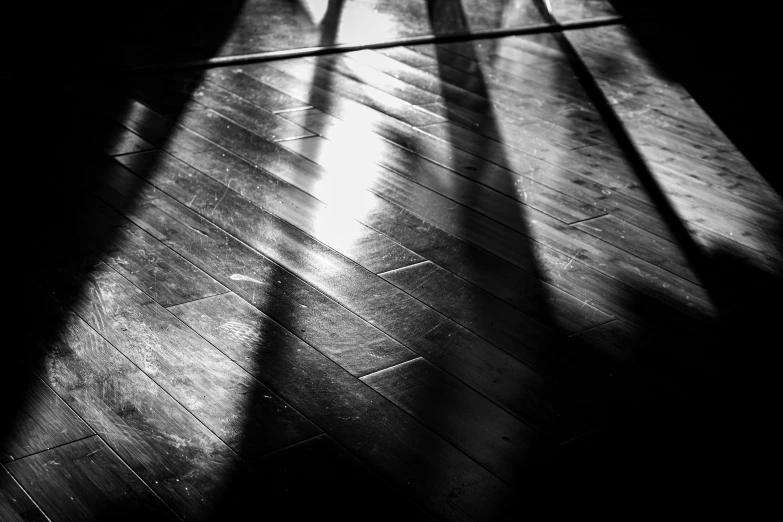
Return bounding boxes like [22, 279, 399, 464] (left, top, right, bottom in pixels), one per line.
[2, 0, 779, 520]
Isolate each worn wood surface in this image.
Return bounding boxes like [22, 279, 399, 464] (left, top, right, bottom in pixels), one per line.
[6, 437, 178, 522]
[4, 1, 779, 519]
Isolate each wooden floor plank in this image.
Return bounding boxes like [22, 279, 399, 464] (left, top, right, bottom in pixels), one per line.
[282, 135, 715, 322]
[199, 72, 314, 114]
[10, 3, 779, 519]
[102, 122, 156, 157]
[111, 148, 596, 440]
[209, 66, 683, 255]
[403, 45, 611, 139]
[117, 103, 424, 276]
[72, 195, 229, 308]
[170, 291, 515, 521]
[205, 64, 606, 224]
[412, 42, 595, 111]
[90, 160, 417, 378]
[129, 73, 207, 116]
[563, 26, 783, 258]
[266, 59, 445, 128]
[572, 213, 699, 283]
[185, 82, 317, 142]
[6, 437, 177, 522]
[35, 299, 277, 520]
[379, 261, 614, 377]
[257, 434, 435, 520]
[122, 77, 716, 340]
[161, 94, 718, 334]
[0, 466, 47, 522]
[45, 248, 321, 465]
[303, 54, 441, 107]
[1, 374, 93, 464]
[278, 129, 600, 231]
[279, 107, 606, 225]
[116, 97, 612, 334]
[632, 132, 783, 210]
[339, 48, 601, 153]
[362, 358, 558, 487]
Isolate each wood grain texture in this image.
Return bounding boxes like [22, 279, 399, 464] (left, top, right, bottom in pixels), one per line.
[63, 257, 320, 461]
[74, 195, 229, 307]
[116, 96, 710, 338]
[0, 466, 47, 522]
[6, 437, 177, 522]
[92, 160, 417, 377]
[5, 4, 780, 519]
[112, 146, 595, 440]
[278, 107, 606, 226]
[362, 358, 558, 486]
[281, 106, 605, 224]
[379, 261, 615, 381]
[170, 291, 515, 521]
[266, 59, 445, 128]
[37, 298, 282, 520]
[1, 374, 93, 463]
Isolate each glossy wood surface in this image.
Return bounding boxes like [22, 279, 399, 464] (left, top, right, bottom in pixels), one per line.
[3, 0, 779, 519]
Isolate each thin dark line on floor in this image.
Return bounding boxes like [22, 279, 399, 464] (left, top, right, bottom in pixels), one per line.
[130, 14, 658, 75]
[568, 213, 609, 226]
[165, 290, 232, 310]
[2, 434, 99, 465]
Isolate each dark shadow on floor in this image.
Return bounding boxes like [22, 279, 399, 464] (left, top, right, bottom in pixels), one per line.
[3, 2, 248, 519]
[530, 0, 783, 514]
[609, 0, 780, 194]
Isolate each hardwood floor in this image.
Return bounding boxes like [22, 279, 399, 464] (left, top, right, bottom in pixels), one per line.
[2, 1, 780, 520]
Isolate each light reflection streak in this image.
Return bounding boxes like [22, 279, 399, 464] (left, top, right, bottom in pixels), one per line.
[307, 103, 385, 251]
[298, 0, 396, 42]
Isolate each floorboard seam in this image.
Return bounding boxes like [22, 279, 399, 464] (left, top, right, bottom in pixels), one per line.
[2, 434, 99, 465]
[359, 357, 423, 381]
[567, 213, 609, 226]
[165, 290, 232, 310]
[377, 260, 429, 278]
[1, 463, 54, 522]
[109, 147, 159, 159]
[567, 318, 617, 338]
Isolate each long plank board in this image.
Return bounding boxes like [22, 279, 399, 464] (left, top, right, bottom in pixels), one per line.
[71, 194, 229, 308]
[122, 95, 714, 339]
[44, 247, 321, 465]
[281, 135, 715, 321]
[379, 261, 616, 381]
[0, 465, 47, 522]
[112, 151, 596, 440]
[1, 373, 93, 463]
[36, 296, 283, 520]
[116, 97, 611, 335]
[362, 357, 558, 487]
[266, 59, 445, 128]
[122, 94, 716, 346]
[207, 66, 681, 248]
[171, 291, 515, 521]
[203, 66, 607, 225]
[89, 163, 418, 378]
[6, 437, 177, 522]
